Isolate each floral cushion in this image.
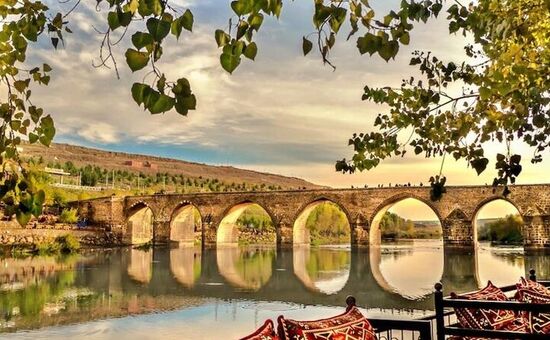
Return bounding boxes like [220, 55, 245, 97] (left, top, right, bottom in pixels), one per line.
[515, 277, 550, 334]
[277, 306, 376, 340]
[451, 281, 527, 332]
[240, 319, 280, 340]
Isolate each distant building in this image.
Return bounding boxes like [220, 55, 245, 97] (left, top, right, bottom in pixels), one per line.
[143, 161, 158, 170]
[124, 160, 143, 168]
[124, 160, 157, 170]
[44, 167, 71, 184]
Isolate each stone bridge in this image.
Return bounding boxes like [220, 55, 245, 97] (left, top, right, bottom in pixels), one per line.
[71, 184, 550, 248]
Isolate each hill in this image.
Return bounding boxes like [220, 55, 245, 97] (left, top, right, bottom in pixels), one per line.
[19, 142, 323, 190]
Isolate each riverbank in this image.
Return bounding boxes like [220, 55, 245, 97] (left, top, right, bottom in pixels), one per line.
[0, 228, 123, 256]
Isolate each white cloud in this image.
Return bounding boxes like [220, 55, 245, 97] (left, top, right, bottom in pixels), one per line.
[77, 122, 121, 144]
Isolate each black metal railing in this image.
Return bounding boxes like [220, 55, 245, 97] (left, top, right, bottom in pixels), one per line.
[369, 317, 432, 340]
[345, 296, 432, 340]
[427, 269, 550, 340]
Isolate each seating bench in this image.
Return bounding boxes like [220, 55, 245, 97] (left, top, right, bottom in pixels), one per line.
[432, 270, 550, 340]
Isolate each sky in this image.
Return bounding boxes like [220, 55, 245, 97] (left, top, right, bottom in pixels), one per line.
[25, 1, 548, 218]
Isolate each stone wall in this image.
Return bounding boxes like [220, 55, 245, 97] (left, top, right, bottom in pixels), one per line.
[0, 228, 123, 247]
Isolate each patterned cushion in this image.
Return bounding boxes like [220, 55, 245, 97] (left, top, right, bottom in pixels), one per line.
[515, 277, 550, 334]
[450, 281, 525, 332]
[240, 319, 280, 340]
[277, 306, 376, 340]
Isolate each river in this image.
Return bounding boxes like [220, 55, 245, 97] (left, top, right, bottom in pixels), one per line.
[1, 240, 549, 339]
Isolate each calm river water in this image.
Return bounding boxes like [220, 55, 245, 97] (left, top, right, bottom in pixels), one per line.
[1, 240, 549, 339]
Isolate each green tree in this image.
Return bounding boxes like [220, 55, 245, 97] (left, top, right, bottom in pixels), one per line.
[478, 214, 524, 244]
[1, 0, 549, 225]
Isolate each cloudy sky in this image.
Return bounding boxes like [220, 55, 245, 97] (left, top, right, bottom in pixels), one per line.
[27, 1, 547, 218]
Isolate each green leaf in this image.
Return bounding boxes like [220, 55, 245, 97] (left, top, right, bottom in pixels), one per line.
[215, 29, 230, 47]
[399, 31, 410, 45]
[479, 87, 491, 100]
[248, 13, 264, 31]
[182, 9, 194, 31]
[146, 17, 171, 41]
[131, 83, 152, 105]
[243, 42, 257, 60]
[107, 11, 121, 30]
[16, 210, 31, 226]
[378, 40, 399, 61]
[39, 115, 55, 146]
[231, 0, 248, 16]
[14, 80, 28, 93]
[220, 53, 241, 74]
[132, 32, 153, 50]
[175, 94, 197, 115]
[125, 49, 150, 72]
[172, 78, 192, 96]
[118, 10, 133, 27]
[357, 33, 381, 55]
[28, 132, 38, 143]
[470, 158, 489, 175]
[148, 93, 175, 114]
[302, 37, 313, 56]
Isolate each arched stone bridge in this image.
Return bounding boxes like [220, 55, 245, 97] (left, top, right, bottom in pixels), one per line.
[71, 184, 550, 248]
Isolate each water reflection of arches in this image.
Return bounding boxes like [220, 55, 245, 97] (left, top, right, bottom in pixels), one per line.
[475, 245, 524, 287]
[292, 199, 351, 246]
[216, 247, 275, 291]
[369, 241, 444, 299]
[369, 196, 443, 246]
[169, 247, 201, 288]
[170, 203, 201, 245]
[127, 249, 153, 283]
[126, 202, 154, 245]
[472, 198, 523, 246]
[217, 202, 275, 246]
[293, 247, 351, 295]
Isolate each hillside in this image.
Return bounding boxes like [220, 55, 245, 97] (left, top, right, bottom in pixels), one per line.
[20, 142, 323, 190]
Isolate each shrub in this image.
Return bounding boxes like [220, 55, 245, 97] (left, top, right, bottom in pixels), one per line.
[36, 240, 61, 255]
[59, 208, 79, 224]
[55, 234, 81, 254]
[52, 190, 68, 209]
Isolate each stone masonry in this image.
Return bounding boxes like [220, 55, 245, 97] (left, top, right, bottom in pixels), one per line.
[69, 184, 550, 249]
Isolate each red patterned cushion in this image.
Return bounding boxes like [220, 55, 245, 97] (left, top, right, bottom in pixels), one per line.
[240, 319, 280, 340]
[451, 281, 523, 331]
[277, 306, 376, 340]
[516, 277, 550, 334]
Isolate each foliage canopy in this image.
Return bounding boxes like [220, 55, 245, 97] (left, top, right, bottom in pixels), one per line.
[0, 0, 549, 225]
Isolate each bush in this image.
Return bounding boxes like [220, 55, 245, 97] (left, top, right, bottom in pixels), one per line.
[59, 208, 79, 224]
[36, 240, 61, 255]
[52, 190, 68, 209]
[55, 234, 81, 253]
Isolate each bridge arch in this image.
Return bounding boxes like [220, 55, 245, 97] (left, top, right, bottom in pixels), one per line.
[217, 201, 276, 246]
[125, 201, 154, 245]
[292, 198, 352, 246]
[369, 194, 443, 246]
[170, 201, 202, 246]
[472, 197, 523, 246]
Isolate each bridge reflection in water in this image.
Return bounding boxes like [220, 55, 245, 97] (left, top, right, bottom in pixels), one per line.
[122, 242, 543, 310]
[3, 242, 550, 334]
